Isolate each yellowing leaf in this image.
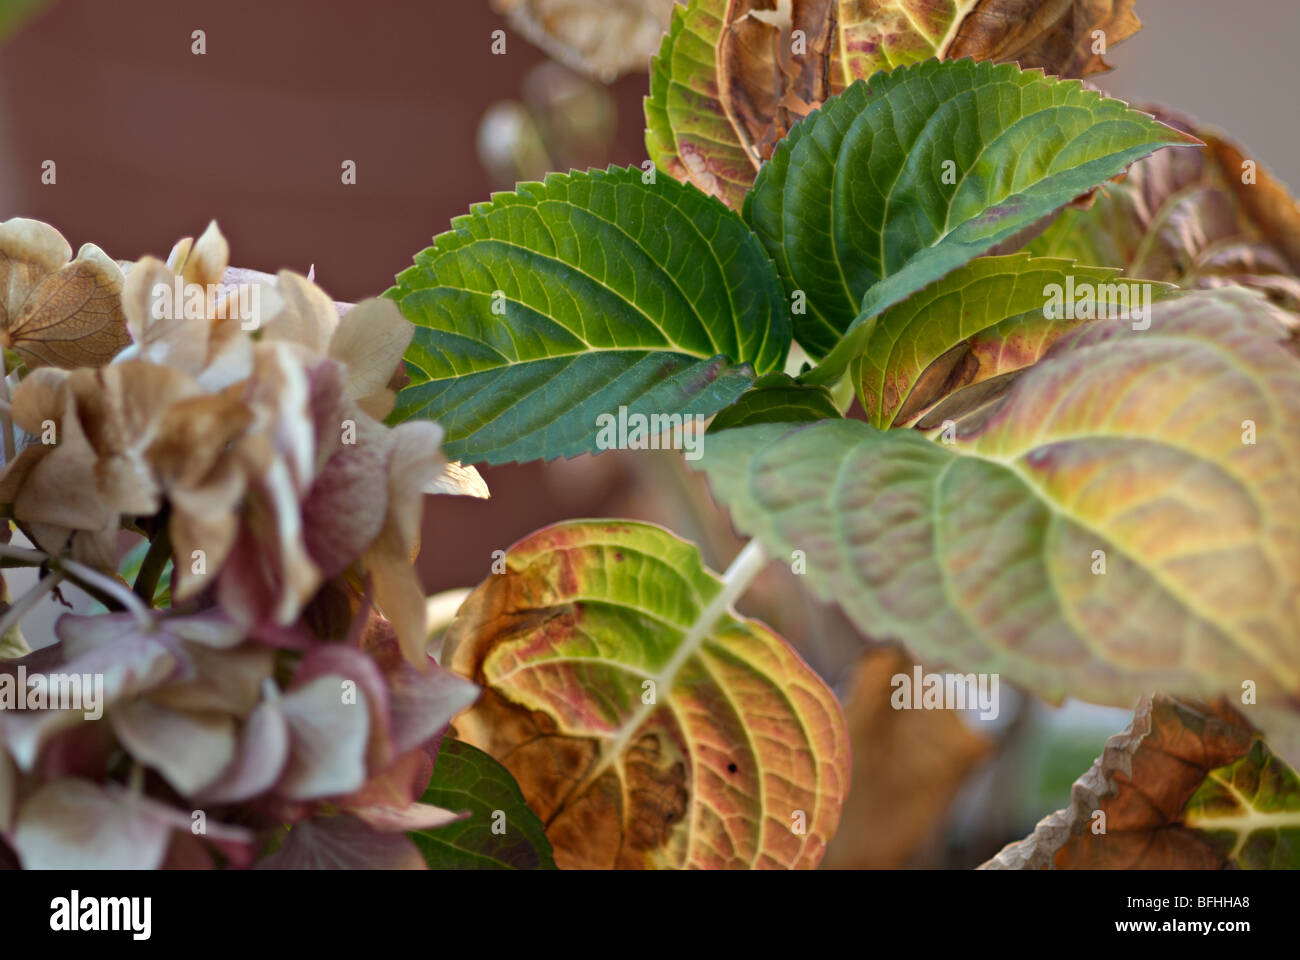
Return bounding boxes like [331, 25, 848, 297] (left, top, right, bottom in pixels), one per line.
[699, 287, 1300, 708]
[1030, 106, 1300, 314]
[443, 520, 849, 869]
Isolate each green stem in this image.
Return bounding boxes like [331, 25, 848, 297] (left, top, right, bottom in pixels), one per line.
[134, 526, 171, 603]
[0, 350, 14, 466]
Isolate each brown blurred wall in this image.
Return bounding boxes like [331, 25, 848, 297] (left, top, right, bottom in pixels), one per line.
[0, 0, 1296, 601]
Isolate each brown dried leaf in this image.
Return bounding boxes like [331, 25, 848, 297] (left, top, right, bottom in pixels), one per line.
[946, 0, 1141, 78]
[650, 0, 1144, 209]
[822, 646, 991, 868]
[980, 695, 1265, 869]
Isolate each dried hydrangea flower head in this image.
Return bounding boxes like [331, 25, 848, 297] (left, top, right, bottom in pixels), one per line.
[0, 218, 486, 869]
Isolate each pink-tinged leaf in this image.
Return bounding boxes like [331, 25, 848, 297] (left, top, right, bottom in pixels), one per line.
[444, 520, 849, 869]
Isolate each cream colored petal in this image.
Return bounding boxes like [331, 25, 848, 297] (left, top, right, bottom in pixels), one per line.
[111, 701, 236, 796]
[244, 342, 315, 491]
[181, 220, 229, 291]
[15, 389, 113, 531]
[120, 256, 211, 375]
[167, 466, 244, 602]
[69, 524, 120, 572]
[355, 387, 397, 421]
[365, 536, 430, 670]
[8, 366, 69, 435]
[386, 421, 446, 552]
[2, 253, 131, 370]
[425, 460, 490, 499]
[262, 457, 321, 625]
[165, 236, 193, 273]
[259, 270, 337, 353]
[0, 218, 71, 326]
[149, 643, 274, 715]
[329, 298, 413, 403]
[72, 242, 124, 281]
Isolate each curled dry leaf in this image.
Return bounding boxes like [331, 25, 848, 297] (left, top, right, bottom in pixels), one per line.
[944, 0, 1140, 80]
[443, 520, 849, 869]
[647, 0, 1144, 208]
[0, 218, 131, 370]
[981, 695, 1300, 869]
[1030, 105, 1300, 315]
[492, 0, 680, 82]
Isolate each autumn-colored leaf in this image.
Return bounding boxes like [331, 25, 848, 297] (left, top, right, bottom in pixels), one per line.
[845, 254, 1171, 428]
[982, 695, 1300, 869]
[1030, 106, 1300, 314]
[647, 0, 1145, 209]
[821, 646, 991, 869]
[443, 520, 850, 869]
[698, 288, 1300, 709]
[492, 0, 680, 83]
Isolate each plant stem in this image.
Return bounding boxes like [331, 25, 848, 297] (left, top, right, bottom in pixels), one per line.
[0, 350, 14, 466]
[133, 526, 171, 603]
[0, 543, 47, 564]
[60, 558, 153, 630]
[0, 569, 65, 639]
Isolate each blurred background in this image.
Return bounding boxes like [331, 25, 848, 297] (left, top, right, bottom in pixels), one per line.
[1, 0, 1294, 868]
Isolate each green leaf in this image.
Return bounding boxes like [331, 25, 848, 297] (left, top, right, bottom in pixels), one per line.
[388, 165, 789, 465]
[442, 520, 850, 869]
[0, 0, 47, 41]
[742, 58, 1198, 373]
[697, 287, 1300, 707]
[1186, 739, 1300, 869]
[412, 738, 556, 869]
[848, 254, 1172, 427]
[708, 372, 841, 433]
